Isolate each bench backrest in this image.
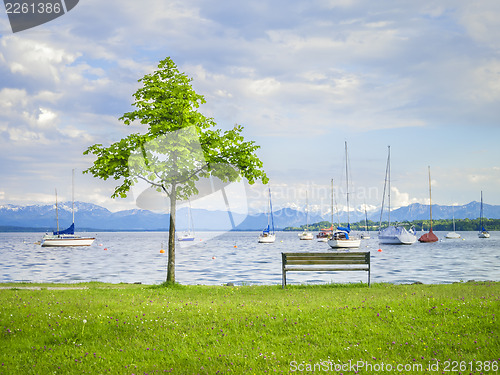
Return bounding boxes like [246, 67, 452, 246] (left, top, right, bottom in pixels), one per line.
[281, 251, 370, 287]
[282, 252, 370, 266]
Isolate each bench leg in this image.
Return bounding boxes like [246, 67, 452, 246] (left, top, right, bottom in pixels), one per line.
[281, 253, 286, 288]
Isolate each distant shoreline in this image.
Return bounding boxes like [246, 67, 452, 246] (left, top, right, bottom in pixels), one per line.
[1, 226, 498, 233]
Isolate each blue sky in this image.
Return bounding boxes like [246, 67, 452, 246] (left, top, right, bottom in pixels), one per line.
[0, 0, 499, 216]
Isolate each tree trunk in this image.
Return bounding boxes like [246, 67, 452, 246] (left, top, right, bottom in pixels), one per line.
[166, 184, 176, 283]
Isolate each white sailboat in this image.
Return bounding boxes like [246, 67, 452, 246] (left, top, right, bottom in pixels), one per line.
[41, 170, 95, 247]
[478, 191, 490, 238]
[361, 201, 370, 239]
[378, 146, 417, 245]
[328, 142, 361, 249]
[298, 191, 313, 240]
[445, 204, 460, 239]
[259, 188, 276, 243]
[178, 201, 195, 241]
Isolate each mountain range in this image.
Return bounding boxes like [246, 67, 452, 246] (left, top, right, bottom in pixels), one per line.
[0, 201, 499, 232]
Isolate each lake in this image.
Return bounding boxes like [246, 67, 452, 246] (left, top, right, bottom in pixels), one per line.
[0, 231, 499, 286]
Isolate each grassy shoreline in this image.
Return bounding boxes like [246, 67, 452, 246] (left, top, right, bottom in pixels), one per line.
[1, 282, 498, 374]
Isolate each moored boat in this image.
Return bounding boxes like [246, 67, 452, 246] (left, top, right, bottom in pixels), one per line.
[378, 146, 416, 245]
[361, 202, 370, 239]
[317, 225, 333, 242]
[328, 142, 360, 249]
[419, 166, 438, 243]
[41, 171, 95, 247]
[478, 191, 490, 238]
[42, 230, 96, 247]
[259, 188, 276, 243]
[445, 204, 460, 239]
[298, 191, 313, 240]
[378, 226, 417, 245]
[328, 224, 361, 248]
[178, 201, 195, 241]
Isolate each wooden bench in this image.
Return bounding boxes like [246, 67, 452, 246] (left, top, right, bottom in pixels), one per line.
[281, 252, 370, 288]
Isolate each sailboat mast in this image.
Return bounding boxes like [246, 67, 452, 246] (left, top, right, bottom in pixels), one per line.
[345, 141, 350, 225]
[269, 188, 275, 233]
[428, 166, 433, 231]
[388, 146, 391, 226]
[379, 146, 390, 231]
[452, 204, 456, 231]
[331, 179, 334, 228]
[72, 169, 75, 225]
[480, 191, 483, 229]
[364, 200, 368, 233]
[267, 189, 271, 228]
[306, 190, 309, 230]
[188, 200, 195, 235]
[55, 188, 59, 234]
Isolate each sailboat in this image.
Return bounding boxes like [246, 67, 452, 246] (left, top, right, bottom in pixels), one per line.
[328, 142, 361, 249]
[41, 170, 95, 247]
[378, 146, 417, 245]
[178, 201, 195, 241]
[258, 188, 276, 243]
[316, 226, 332, 242]
[361, 201, 370, 239]
[418, 166, 438, 243]
[445, 204, 460, 239]
[298, 191, 313, 240]
[478, 191, 490, 238]
[317, 179, 335, 242]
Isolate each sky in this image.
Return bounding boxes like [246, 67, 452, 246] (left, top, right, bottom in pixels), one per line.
[0, 0, 499, 217]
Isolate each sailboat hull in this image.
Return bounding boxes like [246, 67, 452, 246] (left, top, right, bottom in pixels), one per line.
[41, 236, 95, 247]
[328, 238, 361, 248]
[258, 234, 276, 243]
[178, 236, 195, 242]
[478, 231, 490, 238]
[378, 226, 417, 245]
[445, 232, 461, 239]
[418, 230, 438, 243]
[298, 232, 314, 240]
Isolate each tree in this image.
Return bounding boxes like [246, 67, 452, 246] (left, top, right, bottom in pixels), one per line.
[83, 57, 268, 283]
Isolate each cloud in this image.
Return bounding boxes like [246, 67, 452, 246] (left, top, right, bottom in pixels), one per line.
[1, 0, 500, 209]
[390, 187, 424, 209]
[458, 0, 500, 50]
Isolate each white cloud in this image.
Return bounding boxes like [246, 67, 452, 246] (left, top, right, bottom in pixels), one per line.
[37, 107, 57, 127]
[248, 77, 281, 96]
[458, 1, 500, 50]
[1, 0, 500, 209]
[390, 187, 424, 209]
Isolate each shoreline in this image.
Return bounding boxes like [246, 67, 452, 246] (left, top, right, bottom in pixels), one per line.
[1, 280, 498, 289]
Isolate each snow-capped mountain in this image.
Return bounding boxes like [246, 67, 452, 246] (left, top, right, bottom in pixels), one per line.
[0, 200, 499, 232]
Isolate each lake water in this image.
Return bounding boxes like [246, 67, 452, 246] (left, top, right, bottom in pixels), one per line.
[1, 231, 499, 286]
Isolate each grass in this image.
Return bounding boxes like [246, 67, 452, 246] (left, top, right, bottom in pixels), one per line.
[0, 281, 498, 374]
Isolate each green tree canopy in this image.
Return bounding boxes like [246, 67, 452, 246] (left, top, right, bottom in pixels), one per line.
[84, 57, 268, 283]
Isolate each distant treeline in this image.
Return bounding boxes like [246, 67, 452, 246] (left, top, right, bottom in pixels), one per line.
[283, 218, 500, 232]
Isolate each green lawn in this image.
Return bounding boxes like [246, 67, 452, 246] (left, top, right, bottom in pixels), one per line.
[0, 281, 498, 374]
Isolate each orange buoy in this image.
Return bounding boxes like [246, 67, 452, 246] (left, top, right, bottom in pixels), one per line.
[212, 256, 216, 260]
[377, 248, 382, 252]
[233, 245, 237, 248]
[160, 249, 165, 253]
[104, 248, 108, 251]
